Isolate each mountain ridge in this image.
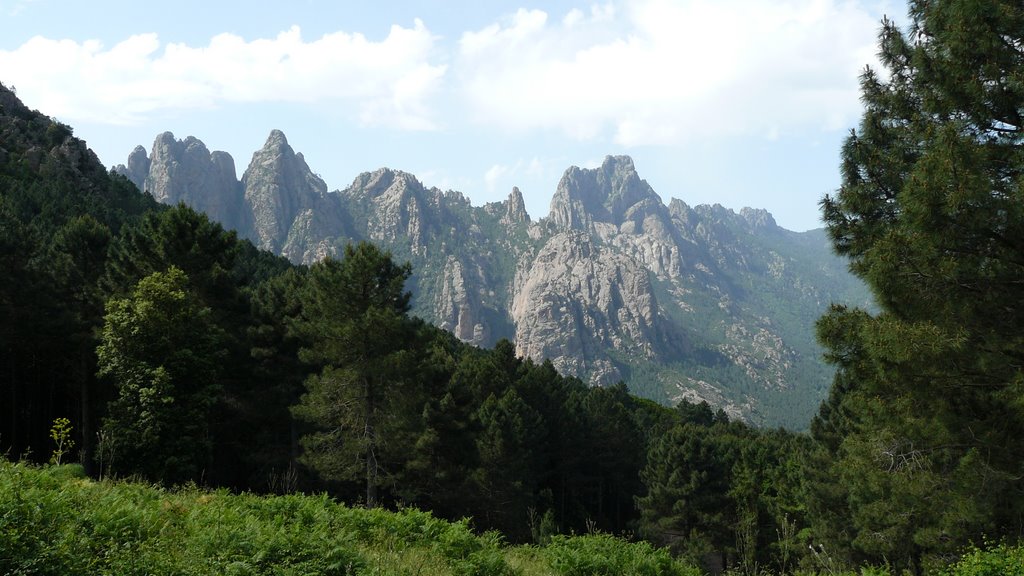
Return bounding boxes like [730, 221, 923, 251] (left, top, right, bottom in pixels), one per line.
[115, 130, 869, 427]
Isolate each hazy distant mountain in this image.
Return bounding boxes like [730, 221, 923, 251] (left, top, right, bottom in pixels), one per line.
[116, 132, 869, 427]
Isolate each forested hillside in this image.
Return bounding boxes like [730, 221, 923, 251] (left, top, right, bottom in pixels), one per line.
[3, 0, 1024, 573]
[0, 78, 818, 572]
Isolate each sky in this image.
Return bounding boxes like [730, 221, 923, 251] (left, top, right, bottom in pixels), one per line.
[0, 0, 907, 231]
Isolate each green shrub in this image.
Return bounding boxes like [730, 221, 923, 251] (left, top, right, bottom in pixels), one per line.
[939, 542, 1024, 576]
[332, 506, 511, 576]
[541, 533, 701, 576]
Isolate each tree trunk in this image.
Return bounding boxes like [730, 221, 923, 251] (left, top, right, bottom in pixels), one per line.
[81, 361, 93, 475]
[365, 376, 378, 508]
[367, 445, 378, 507]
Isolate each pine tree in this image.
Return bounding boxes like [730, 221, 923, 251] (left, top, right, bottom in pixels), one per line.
[813, 1, 1024, 570]
[472, 388, 546, 540]
[290, 242, 416, 507]
[49, 214, 112, 473]
[578, 383, 644, 532]
[637, 421, 736, 562]
[240, 266, 310, 491]
[103, 203, 240, 307]
[396, 330, 477, 518]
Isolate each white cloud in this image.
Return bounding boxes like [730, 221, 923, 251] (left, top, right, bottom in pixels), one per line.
[455, 0, 885, 145]
[483, 156, 557, 197]
[563, 8, 585, 28]
[484, 163, 510, 192]
[0, 22, 446, 129]
[590, 2, 617, 21]
[3, 0, 38, 17]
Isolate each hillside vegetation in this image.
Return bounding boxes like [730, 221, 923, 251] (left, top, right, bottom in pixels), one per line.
[3, 460, 1021, 576]
[0, 460, 699, 576]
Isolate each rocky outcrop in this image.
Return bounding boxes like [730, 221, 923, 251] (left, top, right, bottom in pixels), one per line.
[2, 110, 110, 189]
[435, 256, 489, 343]
[116, 145, 150, 192]
[502, 187, 530, 226]
[549, 155, 662, 231]
[280, 204, 346, 264]
[343, 168, 436, 254]
[511, 231, 673, 384]
[115, 133, 245, 232]
[241, 130, 329, 253]
[740, 207, 777, 231]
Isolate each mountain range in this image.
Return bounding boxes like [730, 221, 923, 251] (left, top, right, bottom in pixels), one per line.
[115, 130, 869, 428]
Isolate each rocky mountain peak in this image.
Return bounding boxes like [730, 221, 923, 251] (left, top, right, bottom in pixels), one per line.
[740, 207, 778, 231]
[112, 128, 870, 427]
[347, 167, 424, 201]
[242, 130, 328, 253]
[597, 155, 637, 186]
[265, 128, 288, 147]
[153, 130, 175, 148]
[502, 186, 530, 225]
[120, 132, 244, 231]
[248, 130, 318, 181]
[342, 167, 437, 252]
[668, 198, 694, 220]
[182, 135, 207, 151]
[116, 145, 150, 192]
[549, 155, 663, 230]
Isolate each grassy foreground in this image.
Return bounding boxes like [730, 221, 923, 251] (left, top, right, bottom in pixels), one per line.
[0, 460, 699, 576]
[2, 460, 1021, 576]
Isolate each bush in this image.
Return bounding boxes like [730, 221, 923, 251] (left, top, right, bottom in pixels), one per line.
[541, 533, 701, 576]
[331, 506, 510, 576]
[939, 542, 1024, 576]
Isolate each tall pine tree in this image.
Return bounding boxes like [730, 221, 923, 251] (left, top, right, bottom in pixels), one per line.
[291, 242, 416, 507]
[813, 1, 1024, 571]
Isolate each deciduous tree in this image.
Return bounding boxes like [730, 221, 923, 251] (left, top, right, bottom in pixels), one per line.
[96, 267, 224, 484]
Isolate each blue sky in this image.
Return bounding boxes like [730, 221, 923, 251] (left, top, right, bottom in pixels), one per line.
[0, 0, 906, 231]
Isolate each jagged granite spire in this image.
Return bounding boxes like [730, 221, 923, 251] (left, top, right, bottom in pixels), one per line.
[241, 129, 328, 253]
[114, 145, 150, 192]
[118, 132, 245, 231]
[740, 207, 778, 231]
[502, 186, 530, 225]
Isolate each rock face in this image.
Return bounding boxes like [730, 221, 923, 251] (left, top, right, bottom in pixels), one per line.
[241, 130, 331, 253]
[549, 155, 661, 231]
[119, 145, 150, 192]
[119, 134, 870, 428]
[503, 187, 530, 226]
[511, 231, 671, 385]
[343, 168, 435, 251]
[115, 132, 245, 232]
